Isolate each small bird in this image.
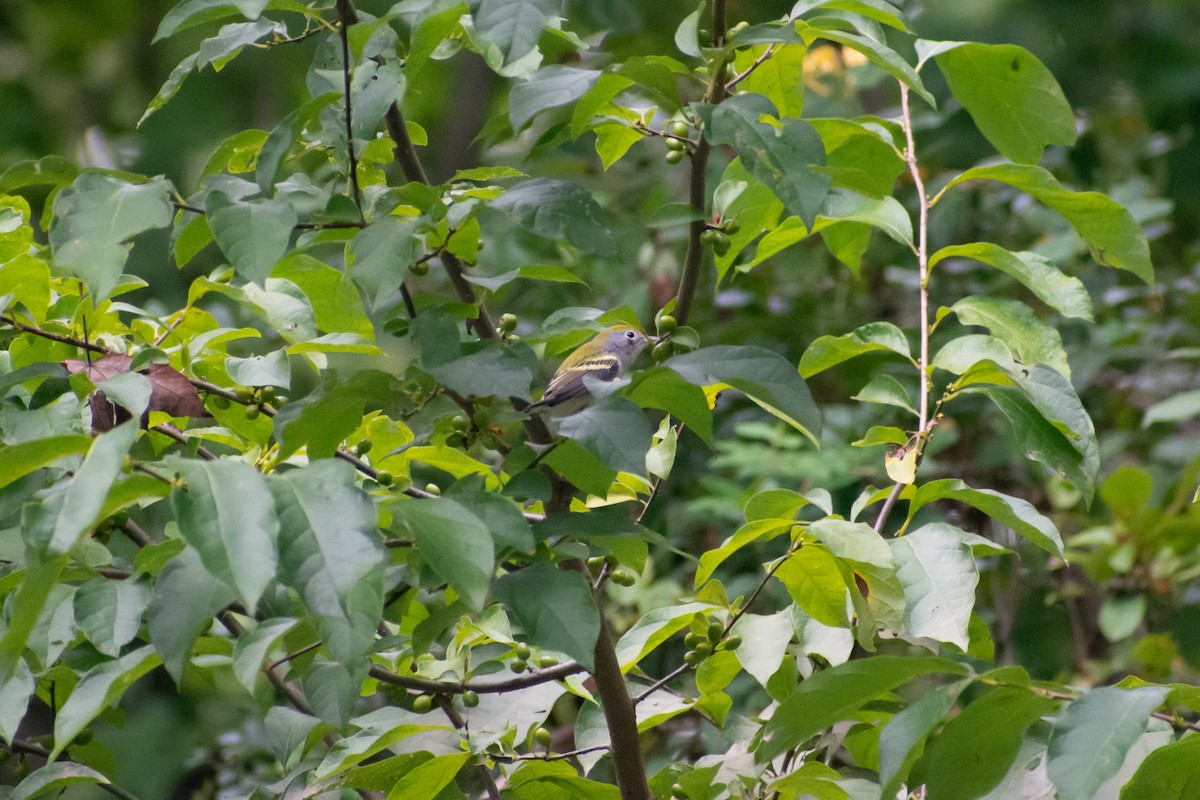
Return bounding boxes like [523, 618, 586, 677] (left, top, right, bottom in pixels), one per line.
[525, 325, 650, 416]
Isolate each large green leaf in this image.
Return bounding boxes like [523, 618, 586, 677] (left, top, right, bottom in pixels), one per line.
[413, 313, 534, 400]
[269, 461, 385, 665]
[273, 254, 374, 339]
[931, 42, 1075, 164]
[758, 655, 967, 762]
[888, 523, 978, 649]
[774, 545, 850, 627]
[1120, 733, 1200, 799]
[474, 0, 555, 70]
[665, 346, 822, 443]
[794, 19, 934, 107]
[951, 295, 1070, 377]
[48, 173, 172, 300]
[12, 762, 111, 800]
[273, 369, 394, 460]
[23, 422, 138, 558]
[800, 322, 911, 377]
[51, 646, 162, 760]
[943, 163, 1153, 285]
[695, 519, 794, 588]
[232, 618, 297, 695]
[624, 367, 714, 445]
[383, 752, 472, 800]
[391, 498, 495, 611]
[346, 217, 420, 309]
[878, 681, 969, 798]
[1047, 686, 1169, 800]
[0, 658, 34, 742]
[205, 189, 297, 283]
[702, 94, 830, 229]
[510, 65, 600, 129]
[494, 562, 600, 670]
[615, 601, 717, 671]
[907, 479, 1064, 557]
[255, 92, 341, 196]
[913, 686, 1059, 799]
[73, 577, 150, 658]
[731, 609, 794, 687]
[170, 458, 279, 610]
[931, 243, 1092, 320]
[148, 546, 237, 682]
[557, 397, 654, 477]
[492, 178, 615, 256]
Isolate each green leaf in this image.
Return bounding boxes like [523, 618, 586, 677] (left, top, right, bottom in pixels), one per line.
[913, 686, 1059, 799]
[908, 479, 1063, 557]
[494, 563, 600, 671]
[23, 422, 138, 558]
[595, 123, 644, 170]
[205, 189, 297, 283]
[557, 397, 653, 476]
[758, 655, 968, 762]
[889, 523, 978, 649]
[0, 658, 35, 742]
[624, 368, 714, 445]
[614, 601, 717, 671]
[951, 295, 1070, 377]
[51, 646, 162, 760]
[391, 498, 495, 611]
[13, 762, 110, 800]
[791, 0, 910, 31]
[1047, 686, 1169, 800]
[930, 243, 1092, 321]
[878, 681, 969, 798]
[570, 72, 635, 137]
[801, 321, 911, 377]
[665, 345, 822, 443]
[1120, 733, 1200, 799]
[775, 546, 850, 627]
[274, 253, 374, 338]
[807, 518, 892, 568]
[226, 349, 290, 388]
[853, 374, 916, 415]
[703, 94, 830, 229]
[148, 545, 237, 682]
[0, 435, 92, 491]
[383, 752, 472, 800]
[492, 178, 616, 256]
[674, 1, 704, 57]
[474, 0, 555, 69]
[464, 263, 589, 293]
[943, 163, 1153, 285]
[273, 369, 392, 460]
[406, 2, 468, 76]
[450, 491, 535, 553]
[933, 42, 1075, 164]
[73, 577, 150, 658]
[232, 618, 297, 694]
[170, 458, 280, 610]
[731, 609, 795, 687]
[735, 44, 807, 117]
[696, 519, 794, 589]
[510, 65, 600, 130]
[256, 92, 342, 196]
[302, 657, 364, 727]
[1144, 389, 1200, 427]
[48, 173, 172, 300]
[269, 461, 385, 664]
[317, 708, 448, 778]
[347, 216, 419, 309]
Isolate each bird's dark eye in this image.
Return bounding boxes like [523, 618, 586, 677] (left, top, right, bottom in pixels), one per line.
[625, 331, 636, 339]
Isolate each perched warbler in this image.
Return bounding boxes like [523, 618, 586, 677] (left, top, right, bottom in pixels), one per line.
[525, 325, 650, 415]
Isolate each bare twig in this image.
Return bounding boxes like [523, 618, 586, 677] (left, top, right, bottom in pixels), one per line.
[725, 44, 777, 92]
[335, 0, 363, 211]
[367, 660, 582, 695]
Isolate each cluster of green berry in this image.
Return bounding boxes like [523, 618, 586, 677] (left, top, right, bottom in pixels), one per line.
[209, 384, 280, 419]
[682, 616, 741, 668]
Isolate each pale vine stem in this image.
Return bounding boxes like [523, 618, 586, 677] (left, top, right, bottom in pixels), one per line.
[873, 82, 931, 534]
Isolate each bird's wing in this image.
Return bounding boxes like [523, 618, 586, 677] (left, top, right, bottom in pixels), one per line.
[539, 353, 620, 404]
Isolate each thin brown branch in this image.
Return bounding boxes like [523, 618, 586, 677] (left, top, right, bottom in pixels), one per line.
[367, 660, 582, 695]
[492, 744, 611, 763]
[1, 314, 105, 354]
[725, 44, 777, 92]
[335, 0, 363, 211]
[437, 696, 502, 800]
[151, 423, 218, 460]
[219, 612, 314, 715]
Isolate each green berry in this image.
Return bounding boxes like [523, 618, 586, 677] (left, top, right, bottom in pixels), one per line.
[534, 727, 552, 747]
[463, 690, 480, 708]
[670, 121, 689, 138]
[587, 556, 607, 572]
[516, 642, 531, 660]
[611, 568, 636, 587]
[712, 231, 731, 257]
[699, 229, 718, 247]
[244, 404, 260, 420]
[666, 136, 686, 152]
[684, 632, 703, 649]
[536, 656, 559, 667]
[656, 314, 677, 335]
[723, 219, 741, 235]
[664, 149, 685, 165]
[499, 313, 518, 334]
[375, 470, 394, 486]
[212, 395, 231, 410]
[425, 483, 441, 496]
[259, 385, 277, 404]
[708, 621, 724, 642]
[652, 340, 673, 362]
[451, 415, 470, 431]
[235, 386, 255, 402]
[511, 659, 528, 673]
[356, 438, 373, 455]
[692, 641, 713, 657]
[413, 694, 433, 713]
[410, 260, 430, 276]
[683, 650, 701, 667]
[722, 635, 743, 650]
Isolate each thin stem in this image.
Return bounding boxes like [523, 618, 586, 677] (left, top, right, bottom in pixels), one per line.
[4, 739, 146, 800]
[725, 44, 776, 92]
[150, 423, 217, 460]
[1, 314, 105, 353]
[335, 0, 363, 211]
[437, 696, 502, 800]
[493, 744, 611, 763]
[872, 82, 932, 534]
